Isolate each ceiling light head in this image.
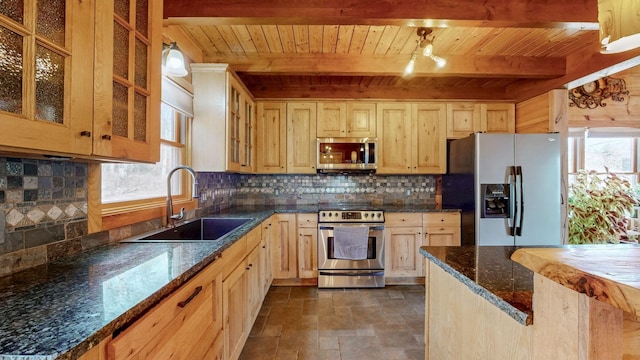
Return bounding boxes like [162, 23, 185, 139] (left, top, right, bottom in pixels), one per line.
[162, 42, 188, 77]
[422, 42, 433, 57]
[430, 55, 447, 68]
[404, 53, 417, 75]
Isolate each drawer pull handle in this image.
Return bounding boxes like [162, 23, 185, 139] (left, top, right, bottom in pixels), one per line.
[177, 286, 203, 308]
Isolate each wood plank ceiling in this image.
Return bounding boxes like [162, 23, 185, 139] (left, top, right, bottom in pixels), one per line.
[163, 0, 640, 102]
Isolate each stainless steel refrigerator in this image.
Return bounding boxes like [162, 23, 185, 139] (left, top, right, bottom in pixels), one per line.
[442, 133, 562, 246]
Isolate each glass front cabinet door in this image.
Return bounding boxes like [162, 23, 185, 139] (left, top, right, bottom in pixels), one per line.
[94, 0, 162, 162]
[0, 0, 95, 155]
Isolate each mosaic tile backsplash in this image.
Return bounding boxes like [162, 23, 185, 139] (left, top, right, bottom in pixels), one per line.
[0, 157, 437, 276]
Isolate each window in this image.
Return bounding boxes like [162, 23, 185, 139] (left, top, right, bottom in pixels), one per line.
[568, 127, 640, 187]
[100, 77, 193, 223]
[101, 103, 188, 203]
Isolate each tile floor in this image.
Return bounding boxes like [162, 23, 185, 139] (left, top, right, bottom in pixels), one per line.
[239, 285, 426, 360]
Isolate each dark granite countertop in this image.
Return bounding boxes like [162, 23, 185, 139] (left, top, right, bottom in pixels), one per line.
[419, 246, 534, 325]
[0, 204, 456, 359]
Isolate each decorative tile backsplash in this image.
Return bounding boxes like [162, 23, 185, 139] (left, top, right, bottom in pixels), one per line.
[232, 173, 437, 206]
[0, 157, 438, 276]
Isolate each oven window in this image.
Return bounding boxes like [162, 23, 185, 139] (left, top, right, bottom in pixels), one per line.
[327, 237, 376, 259]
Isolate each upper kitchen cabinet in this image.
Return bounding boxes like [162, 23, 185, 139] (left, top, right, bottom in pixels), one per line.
[256, 101, 286, 174]
[94, 0, 162, 162]
[446, 103, 481, 139]
[287, 102, 317, 174]
[317, 102, 376, 138]
[377, 103, 446, 174]
[447, 102, 516, 139]
[0, 0, 95, 156]
[481, 103, 515, 133]
[191, 64, 256, 173]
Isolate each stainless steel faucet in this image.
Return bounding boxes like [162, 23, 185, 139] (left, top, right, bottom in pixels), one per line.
[166, 165, 199, 228]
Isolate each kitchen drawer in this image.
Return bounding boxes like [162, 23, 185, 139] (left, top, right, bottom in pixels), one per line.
[297, 213, 318, 227]
[222, 235, 248, 280]
[385, 213, 422, 227]
[108, 258, 222, 359]
[423, 212, 460, 227]
[246, 226, 262, 251]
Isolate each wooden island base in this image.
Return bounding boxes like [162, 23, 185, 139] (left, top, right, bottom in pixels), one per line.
[424, 247, 640, 360]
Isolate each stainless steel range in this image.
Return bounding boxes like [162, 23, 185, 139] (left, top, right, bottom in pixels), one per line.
[317, 208, 385, 288]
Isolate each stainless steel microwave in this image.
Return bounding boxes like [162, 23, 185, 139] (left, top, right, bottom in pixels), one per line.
[317, 138, 377, 172]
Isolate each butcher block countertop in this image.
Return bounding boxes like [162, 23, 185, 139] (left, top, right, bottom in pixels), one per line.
[511, 245, 640, 317]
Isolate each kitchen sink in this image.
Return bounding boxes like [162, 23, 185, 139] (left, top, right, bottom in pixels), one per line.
[123, 217, 253, 242]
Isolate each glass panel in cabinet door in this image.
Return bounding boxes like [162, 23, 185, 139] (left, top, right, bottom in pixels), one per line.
[114, 0, 130, 21]
[0, 0, 24, 24]
[0, 26, 23, 115]
[112, 81, 129, 137]
[134, 92, 146, 141]
[135, 0, 148, 37]
[36, 0, 65, 46]
[35, 44, 65, 123]
[134, 38, 147, 89]
[113, 21, 129, 79]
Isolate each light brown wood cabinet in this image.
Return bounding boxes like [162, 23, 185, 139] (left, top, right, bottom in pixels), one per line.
[257, 102, 287, 173]
[317, 102, 376, 138]
[385, 212, 461, 280]
[107, 255, 224, 360]
[287, 102, 317, 174]
[191, 64, 256, 173]
[447, 102, 515, 139]
[260, 220, 274, 295]
[94, 0, 162, 162]
[423, 212, 461, 247]
[223, 252, 248, 360]
[482, 103, 515, 133]
[271, 213, 298, 279]
[377, 103, 447, 174]
[0, 0, 161, 162]
[384, 213, 424, 278]
[297, 214, 318, 279]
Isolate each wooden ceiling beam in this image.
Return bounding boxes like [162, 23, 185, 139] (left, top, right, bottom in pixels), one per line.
[247, 84, 511, 101]
[163, 0, 598, 29]
[202, 53, 566, 78]
[508, 35, 640, 102]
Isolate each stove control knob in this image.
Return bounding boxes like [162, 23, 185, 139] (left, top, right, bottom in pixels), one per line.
[334, 212, 339, 218]
[364, 213, 369, 218]
[376, 213, 382, 218]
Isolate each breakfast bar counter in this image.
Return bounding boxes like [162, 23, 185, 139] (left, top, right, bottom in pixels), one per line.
[421, 244, 640, 360]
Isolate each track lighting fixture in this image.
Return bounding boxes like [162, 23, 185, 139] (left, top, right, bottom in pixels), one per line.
[404, 27, 446, 75]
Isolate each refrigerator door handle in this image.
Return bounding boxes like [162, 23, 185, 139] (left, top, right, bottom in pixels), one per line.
[515, 166, 524, 236]
[508, 166, 517, 236]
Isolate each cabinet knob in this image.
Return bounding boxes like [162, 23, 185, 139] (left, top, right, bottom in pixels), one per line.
[102, 134, 112, 140]
[80, 131, 91, 137]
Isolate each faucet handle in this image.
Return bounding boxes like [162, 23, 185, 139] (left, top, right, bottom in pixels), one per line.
[171, 207, 185, 221]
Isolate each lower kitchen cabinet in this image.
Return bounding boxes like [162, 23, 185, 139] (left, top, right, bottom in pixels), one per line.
[423, 212, 461, 247]
[271, 213, 298, 279]
[223, 255, 249, 360]
[107, 256, 224, 360]
[384, 213, 424, 278]
[297, 214, 318, 279]
[260, 219, 274, 295]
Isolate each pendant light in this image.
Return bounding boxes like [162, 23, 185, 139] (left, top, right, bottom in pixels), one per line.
[162, 42, 188, 77]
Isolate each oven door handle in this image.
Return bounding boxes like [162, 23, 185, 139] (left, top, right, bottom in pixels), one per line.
[319, 225, 385, 231]
[319, 271, 385, 277]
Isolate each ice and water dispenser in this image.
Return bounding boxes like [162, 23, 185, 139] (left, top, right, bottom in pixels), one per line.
[481, 184, 510, 218]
